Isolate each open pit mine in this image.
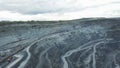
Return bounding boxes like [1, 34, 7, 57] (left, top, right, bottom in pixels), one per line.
[0, 18, 120, 68]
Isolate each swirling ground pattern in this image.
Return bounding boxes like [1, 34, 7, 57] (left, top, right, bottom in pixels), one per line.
[0, 18, 120, 68]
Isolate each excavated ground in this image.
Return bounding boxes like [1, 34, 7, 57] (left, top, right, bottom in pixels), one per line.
[0, 18, 120, 68]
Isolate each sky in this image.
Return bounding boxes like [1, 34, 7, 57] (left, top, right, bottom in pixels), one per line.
[0, 0, 120, 21]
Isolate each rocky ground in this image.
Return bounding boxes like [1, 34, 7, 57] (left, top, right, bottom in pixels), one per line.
[0, 18, 120, 68]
